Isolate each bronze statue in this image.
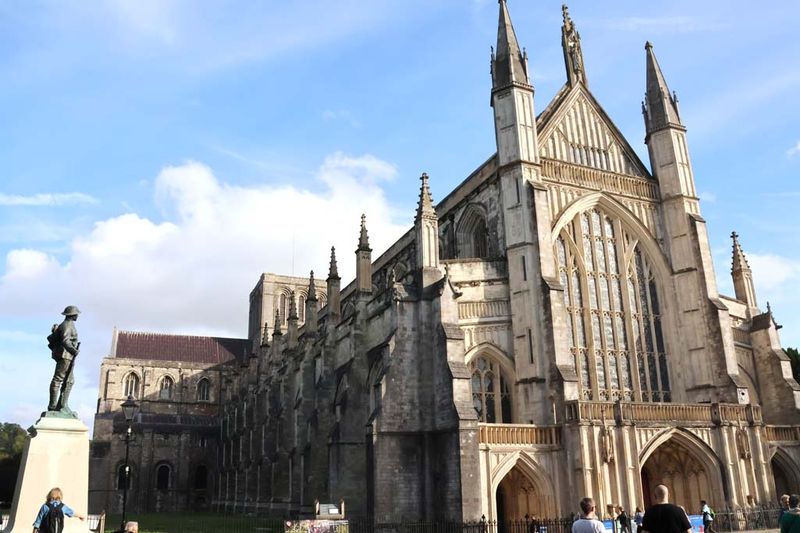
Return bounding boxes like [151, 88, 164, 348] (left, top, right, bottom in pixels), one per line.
[46, 305, 81, 416]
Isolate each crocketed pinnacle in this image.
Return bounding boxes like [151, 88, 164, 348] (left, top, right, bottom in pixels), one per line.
[492, 0, 529, 90]
[358, 214, 371, 252]
[731, 232, 751, 274]
[644, 41, 682, 134]
[288, 290, 298, 320]
[307, 270, 318, 302]
[416, 172, 436, 221]
[273, 310, 282, 335]
[328, 246, 340, 280]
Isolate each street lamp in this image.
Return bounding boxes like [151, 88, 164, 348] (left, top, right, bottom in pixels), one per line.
[120, 394, 139, 531]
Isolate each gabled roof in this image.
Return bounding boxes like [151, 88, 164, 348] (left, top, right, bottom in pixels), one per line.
[114, 330, 247, 365]
[536, 83, 652, 179]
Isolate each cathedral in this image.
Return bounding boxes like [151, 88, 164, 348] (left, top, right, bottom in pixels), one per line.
[89, 2, 800, 522]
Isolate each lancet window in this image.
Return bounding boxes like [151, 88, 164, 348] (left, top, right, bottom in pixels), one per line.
[469, 355, 512, 423]
[123, 372, 140, 399]
[556, 208, 670, 402]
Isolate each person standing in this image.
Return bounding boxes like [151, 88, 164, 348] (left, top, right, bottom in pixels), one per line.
[640, 485, 691, 533]
[781, 494, 800, 533]
[617, 506, 631, 533]
[572, 497, 605, 533]
[782, 494, 792, 521]
[700, 500, 716, 533]
[46, 305, 81, 415]
[32, 487, 85, 533]
[633, 507, 644, 532]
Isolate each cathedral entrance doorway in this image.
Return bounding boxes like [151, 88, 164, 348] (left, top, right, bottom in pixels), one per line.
[640, 432, 724, 510]
[771, 449, 800, 499]
[496, 468, 544, 522]
[491, 452, 556, 522]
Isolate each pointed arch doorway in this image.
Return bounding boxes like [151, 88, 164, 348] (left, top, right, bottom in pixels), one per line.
[640, 431, 725, 510]
[491, 452, 556, 522]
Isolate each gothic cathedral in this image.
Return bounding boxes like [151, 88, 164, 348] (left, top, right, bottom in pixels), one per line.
[89, 2, 800, 521]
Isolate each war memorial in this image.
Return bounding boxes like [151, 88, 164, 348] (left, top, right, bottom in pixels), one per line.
[3, 2, 800, 533]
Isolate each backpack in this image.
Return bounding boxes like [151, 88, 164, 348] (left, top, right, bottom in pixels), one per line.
[47, 324, 62, 360]
[41, 501, 64, 533]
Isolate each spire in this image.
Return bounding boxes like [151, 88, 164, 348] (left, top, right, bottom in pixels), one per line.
[416, 172, 436, 221]
[328, 246, 340, 280]
[731, 232, 750, 274]
[288, 290, 298, 321]
[357, 214, 371, 252]
[561, 4, 587, 87]
[730, 231, 758, 311]
[273, 310, 282, 336]
[644, 41, 682, 135]
[307, 270, 318, 302]
[492, 0, 529, 90]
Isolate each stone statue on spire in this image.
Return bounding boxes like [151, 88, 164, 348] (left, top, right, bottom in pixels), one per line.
[561, 4, 587, 87]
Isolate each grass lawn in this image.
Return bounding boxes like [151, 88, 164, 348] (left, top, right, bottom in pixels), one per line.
[104, 512, 285, 533]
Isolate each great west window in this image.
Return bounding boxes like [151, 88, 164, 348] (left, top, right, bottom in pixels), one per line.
[556, 207, 670, 402]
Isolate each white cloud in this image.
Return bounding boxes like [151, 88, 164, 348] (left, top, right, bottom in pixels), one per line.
[0, 192, 97, 206]
[747, 253, 800, 292]
[787, 140, 800, 158]
[0, 153, 409, 428]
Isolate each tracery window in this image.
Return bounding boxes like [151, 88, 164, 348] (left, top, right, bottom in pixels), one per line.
[298, 294, 306, 322]
[469, 356, 512, 423]
[159, 376, 174, 400]
[556, 208, 670, 402]
[197, 378, 210, 402]
[123, 372, 140, 399]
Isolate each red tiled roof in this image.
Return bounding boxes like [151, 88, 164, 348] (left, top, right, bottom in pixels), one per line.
[114, 331, 247, 365]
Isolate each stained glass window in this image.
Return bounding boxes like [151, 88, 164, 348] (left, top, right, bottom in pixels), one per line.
[555, 208, 670, 402]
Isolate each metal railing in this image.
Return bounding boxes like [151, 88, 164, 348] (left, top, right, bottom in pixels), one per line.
[711, 506, 782, 531]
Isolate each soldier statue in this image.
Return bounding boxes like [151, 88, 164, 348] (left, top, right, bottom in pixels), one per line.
[46, 305, 81, 416]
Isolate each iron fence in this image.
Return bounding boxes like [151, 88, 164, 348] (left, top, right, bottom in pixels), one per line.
[710, 506, 782, 531]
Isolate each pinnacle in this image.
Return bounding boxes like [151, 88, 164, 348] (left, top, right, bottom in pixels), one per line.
[358, 214, 371, 252]
[644, 42, 682, 133]
[731, 231, 751, 273]
[288, 290, 298, 320]
[328, 246, 340, 280]
[416, 172, 436, 221]
[307, 270, 318, 301]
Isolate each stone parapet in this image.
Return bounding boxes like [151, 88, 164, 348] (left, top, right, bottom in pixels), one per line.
[564, 400, 762, 426]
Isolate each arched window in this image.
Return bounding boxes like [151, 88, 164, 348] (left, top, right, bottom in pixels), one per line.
[556, 207, 670, 402]
[456, 204, 490, 259]
[317, 293, 327, 310]
[117, 463, 132, 490]
[279, 292, 288, 325]
[194, 465, 208, 490]
[298, 294, 306, 322]
[156, 464, 170, 490]
[123, 373, 140, 399]
[469, 356, 512, 423]
[197, 378, 210, 402]
[159, 376, 174, 400]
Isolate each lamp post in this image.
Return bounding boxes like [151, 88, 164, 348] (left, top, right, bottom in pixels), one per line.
[120, 394, 139, 531]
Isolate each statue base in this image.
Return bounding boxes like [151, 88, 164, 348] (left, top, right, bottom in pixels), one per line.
[5, 416, 92, 533]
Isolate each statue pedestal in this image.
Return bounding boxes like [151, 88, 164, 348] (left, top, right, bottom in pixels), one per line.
[5, 416, 92, 533]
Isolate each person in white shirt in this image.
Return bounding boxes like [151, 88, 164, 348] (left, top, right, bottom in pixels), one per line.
[572, 497, 606, 533]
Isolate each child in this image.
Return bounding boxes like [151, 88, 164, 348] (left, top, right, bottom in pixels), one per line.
[33, 487, 85, 533]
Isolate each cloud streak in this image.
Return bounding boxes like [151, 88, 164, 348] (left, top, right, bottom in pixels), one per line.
[787, 140, 800, 158]
[0, 192, 98, 206]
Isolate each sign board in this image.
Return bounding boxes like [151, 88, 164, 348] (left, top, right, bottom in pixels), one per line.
[285, 519, 348, 533]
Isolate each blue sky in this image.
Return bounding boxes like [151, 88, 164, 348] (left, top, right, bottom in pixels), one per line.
[1, 0, 799, 430]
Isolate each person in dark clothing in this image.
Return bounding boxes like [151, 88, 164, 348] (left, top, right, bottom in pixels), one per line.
[617, 506, 631, 533]
[781, 494, 800, 533]
[640, 485, 691, 533]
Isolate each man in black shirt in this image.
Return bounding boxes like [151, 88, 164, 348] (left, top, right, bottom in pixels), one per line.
[641, 485, 691, 533]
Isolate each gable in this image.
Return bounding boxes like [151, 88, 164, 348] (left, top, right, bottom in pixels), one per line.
[538, 85, 650, 178]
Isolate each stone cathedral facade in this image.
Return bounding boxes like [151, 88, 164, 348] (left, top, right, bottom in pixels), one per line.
[90, 2, 800, 522]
